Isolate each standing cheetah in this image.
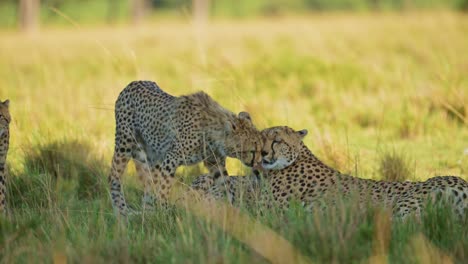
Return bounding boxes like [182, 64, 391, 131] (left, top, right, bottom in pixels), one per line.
[109, 81, 262, 216]
[0, 99, 10, 215]
[192, 126, 467, 220]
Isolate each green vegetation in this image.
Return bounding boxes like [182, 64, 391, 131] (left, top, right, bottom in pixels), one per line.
[1, 0, 468, 27]
[378, 149, 414, 181]
[0, 11, 467, 263]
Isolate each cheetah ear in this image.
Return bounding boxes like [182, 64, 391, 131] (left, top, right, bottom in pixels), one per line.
[2, 99, 9, 108]
[297, 129, 308, 139]
[238, 111, 252, 123]
[225, 119, 237, 133]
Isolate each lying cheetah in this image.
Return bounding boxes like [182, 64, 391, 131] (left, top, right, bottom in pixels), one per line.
[193, 126, 467, 219]
[0, 100, 10, 215]
[109, 81, 262, 216]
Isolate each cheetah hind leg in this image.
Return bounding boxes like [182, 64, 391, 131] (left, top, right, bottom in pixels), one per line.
[134, 159, 157, 212]
[149, 161, 176, 209]
[108, 150, 131, 218]
[204, 156, 229, 180]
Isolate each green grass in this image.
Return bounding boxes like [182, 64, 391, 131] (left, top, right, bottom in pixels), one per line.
[0, 12, 467, 263]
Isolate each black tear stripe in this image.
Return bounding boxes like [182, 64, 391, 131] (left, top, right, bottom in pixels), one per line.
[251, 169, 262, 187]
[250, 151, 256, 167]
[270, 141, 277, 160]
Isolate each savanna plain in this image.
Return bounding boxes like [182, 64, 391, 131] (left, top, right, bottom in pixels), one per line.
[0, 11, 467, 263]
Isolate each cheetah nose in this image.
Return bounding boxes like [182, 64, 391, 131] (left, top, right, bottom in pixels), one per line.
[253, 163, 262, 170]
[261, 150, 268, 156]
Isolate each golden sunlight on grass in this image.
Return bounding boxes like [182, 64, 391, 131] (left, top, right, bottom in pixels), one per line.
[2, 12, 467, 180]
[0, 12, 467, 262]
[175, 189, 312, 264]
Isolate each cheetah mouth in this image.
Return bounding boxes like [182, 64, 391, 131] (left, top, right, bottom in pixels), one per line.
[261, 159, 276, 167]
[262, 158, 292, 170]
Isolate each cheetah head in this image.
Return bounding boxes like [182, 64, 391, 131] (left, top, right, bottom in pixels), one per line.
[0, 99, 10, 137]
[260, 126, 308, 170]
[225, 111, 263, 168]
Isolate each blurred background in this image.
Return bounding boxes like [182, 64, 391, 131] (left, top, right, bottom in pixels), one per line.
[0, 0, 467, 180]
[1, 0, 468, 30]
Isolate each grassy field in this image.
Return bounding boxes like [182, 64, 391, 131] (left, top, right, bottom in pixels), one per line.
[0, 11, 467, 263]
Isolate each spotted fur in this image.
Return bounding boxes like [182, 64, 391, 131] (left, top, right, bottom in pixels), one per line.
[192, 126, 468, 219]
[108, 81, 262, 216]
[0, 99, 10, 215]
[260, 126, 468, 219]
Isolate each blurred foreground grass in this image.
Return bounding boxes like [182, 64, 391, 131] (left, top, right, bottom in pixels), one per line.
[0, 12, 467, 263]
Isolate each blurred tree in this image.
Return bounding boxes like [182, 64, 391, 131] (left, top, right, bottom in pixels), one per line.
[107, 0, 120, 23]
[457, 0, 468, 11]
[19, 0, 40, 31]
[152, 0, 189, 8]
[131, 0, 149, 24]
[193, 0, 209, 23]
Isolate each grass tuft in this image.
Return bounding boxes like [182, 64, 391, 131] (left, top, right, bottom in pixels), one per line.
[20, 139, 107, 200]
[378, 150, 413, 182]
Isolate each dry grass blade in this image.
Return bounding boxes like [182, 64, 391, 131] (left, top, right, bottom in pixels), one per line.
[408, 234, 453, 264]
[439, 101, 467, 125]
[175, 189, 313, 264]
[368, 209, 392, 264]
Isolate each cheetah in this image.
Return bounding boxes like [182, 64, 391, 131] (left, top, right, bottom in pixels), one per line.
[193, 126, 467, 219]
[259, 126, 467, 219]
[0, 99, 10, 215]
[108, 81, 262, 216]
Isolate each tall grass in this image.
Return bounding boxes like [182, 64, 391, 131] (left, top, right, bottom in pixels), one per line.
[0, 12, 467, 263]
